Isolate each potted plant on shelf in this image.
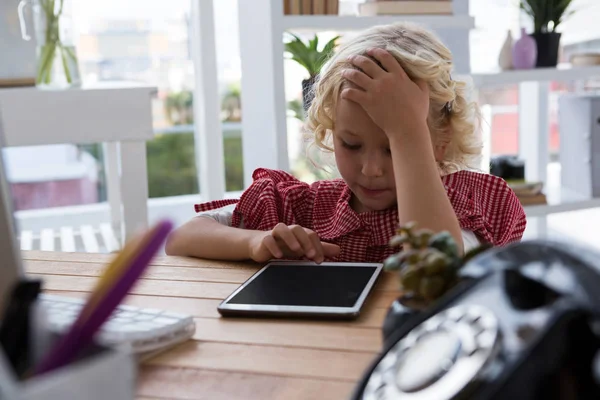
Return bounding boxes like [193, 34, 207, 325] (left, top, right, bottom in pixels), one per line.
[284, 33, 339, 111]
[520, 0, 576, 68]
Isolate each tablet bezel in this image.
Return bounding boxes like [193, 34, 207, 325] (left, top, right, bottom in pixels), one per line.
[217, 261, 383, 318]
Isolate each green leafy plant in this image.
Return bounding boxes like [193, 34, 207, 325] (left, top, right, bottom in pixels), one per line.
[145, 132, 244, 198]
[520, 0, 576, 33]
[164, 91, 194, 126]
[284, 33, 340, 78]
[384, 222, 491, 303]
[37, 0, 79, 85]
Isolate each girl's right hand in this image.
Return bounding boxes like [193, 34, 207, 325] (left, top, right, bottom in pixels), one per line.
[248, 223, 341, 263]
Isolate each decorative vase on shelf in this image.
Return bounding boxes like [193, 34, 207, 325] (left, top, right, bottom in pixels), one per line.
[18, 0, 81, 89]
[512, 28, 537, 70]
[498, 30, 514, 70]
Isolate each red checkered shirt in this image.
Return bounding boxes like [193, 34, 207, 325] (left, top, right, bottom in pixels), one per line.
[194, 168, 527, 263]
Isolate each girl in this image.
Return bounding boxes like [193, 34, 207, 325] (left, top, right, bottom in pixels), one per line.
[165, 22, 526, 263]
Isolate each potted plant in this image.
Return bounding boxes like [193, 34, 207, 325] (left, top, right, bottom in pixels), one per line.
[520, 0, 576, 67]
[381, 222, 491, 339]
[284, 33, 339, 111]
[18, 0, 81, 88]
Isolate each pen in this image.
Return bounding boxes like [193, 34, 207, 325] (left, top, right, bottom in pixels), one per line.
[79, 234, 144, 322]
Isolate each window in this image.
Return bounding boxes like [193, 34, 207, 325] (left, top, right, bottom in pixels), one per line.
[8, 0, 247, 213]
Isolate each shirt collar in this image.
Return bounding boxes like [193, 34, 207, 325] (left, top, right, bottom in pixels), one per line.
[313, 182, 397, 246]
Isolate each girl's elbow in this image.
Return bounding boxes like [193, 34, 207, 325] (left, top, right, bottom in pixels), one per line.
[164, 235, 177, 256]
[165, 229, 184, 256]
[164, 217, 211, 256]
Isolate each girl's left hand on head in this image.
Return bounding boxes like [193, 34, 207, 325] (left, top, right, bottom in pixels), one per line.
[342, 48, 430, 138]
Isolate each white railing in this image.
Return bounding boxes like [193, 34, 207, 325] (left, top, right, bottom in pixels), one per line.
[15, 191, 243, 233]
[15, 189, 244, 253]
[154, 121, 242, 137]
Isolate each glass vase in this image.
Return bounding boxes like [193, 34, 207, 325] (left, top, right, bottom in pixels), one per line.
[18, 0, 81, 89]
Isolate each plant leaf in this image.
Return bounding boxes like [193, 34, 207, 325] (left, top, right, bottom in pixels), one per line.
[60, 45, 72, 84]
[284, 34, 316, 74]
[284, 32, 339, 77]
[43, 45, 56, 84]
[553, 0, 575, 30]
[286, 32, 304, 45]
[521, 0, 576, 32]
[314, 36, 339, 74]
[322, 36, 340, 56]
[291, 56, 311, 72]
[309, 35, 318, 51]
[519, 1, 534, 17]
[285, 40, 312, 68]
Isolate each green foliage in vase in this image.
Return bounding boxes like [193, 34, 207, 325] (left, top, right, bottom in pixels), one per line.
[37, 0, 79, 84]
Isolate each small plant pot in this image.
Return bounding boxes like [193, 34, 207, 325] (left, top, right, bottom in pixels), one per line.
[302, 75, 318, 112]
[531, 32, 562, 68]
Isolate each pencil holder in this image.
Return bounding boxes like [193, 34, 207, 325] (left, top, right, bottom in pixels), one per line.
[19, 338, 135, 400]
[1, 309, 136, 400]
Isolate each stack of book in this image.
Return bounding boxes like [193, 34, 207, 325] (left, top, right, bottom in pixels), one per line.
[359, 0, 453, 16]
[284, 0, 339, 15]
[509, 181, 548, 206]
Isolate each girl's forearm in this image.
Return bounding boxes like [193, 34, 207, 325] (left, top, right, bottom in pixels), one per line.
[388, 123, 464, 253]
[165, 217, 259, 260]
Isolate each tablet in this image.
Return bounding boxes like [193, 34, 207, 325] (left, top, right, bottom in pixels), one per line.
[217, 261, 383, 319]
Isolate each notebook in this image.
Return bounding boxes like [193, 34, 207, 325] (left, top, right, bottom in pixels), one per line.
[0, 105, 195, 359]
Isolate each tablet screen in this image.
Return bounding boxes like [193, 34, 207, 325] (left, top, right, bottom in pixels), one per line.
[226, 264, 380, 308]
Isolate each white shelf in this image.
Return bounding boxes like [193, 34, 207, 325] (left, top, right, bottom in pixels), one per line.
[524, 186, 600, 217]
[471, 64, 600, 87]
[281, 15, 475, 32]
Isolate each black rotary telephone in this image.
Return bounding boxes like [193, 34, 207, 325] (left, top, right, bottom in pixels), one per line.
[351, 240, 600, 400]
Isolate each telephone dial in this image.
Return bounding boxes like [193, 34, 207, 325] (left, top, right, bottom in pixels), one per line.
[351, 240, 600, 399]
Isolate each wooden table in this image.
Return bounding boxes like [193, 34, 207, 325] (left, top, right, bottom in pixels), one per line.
[23, 250, 402, 400]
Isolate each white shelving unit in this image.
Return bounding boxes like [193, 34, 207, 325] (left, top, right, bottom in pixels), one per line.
[472, 65, 600, 229]
[471, 64, 600, 87]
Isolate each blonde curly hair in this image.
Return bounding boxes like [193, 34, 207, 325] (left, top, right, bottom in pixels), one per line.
[305, 22, 482, 174]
